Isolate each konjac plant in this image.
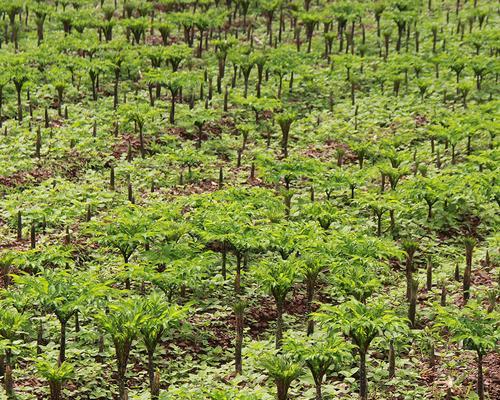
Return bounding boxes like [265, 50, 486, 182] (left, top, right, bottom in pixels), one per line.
[0, 0, 498, 399]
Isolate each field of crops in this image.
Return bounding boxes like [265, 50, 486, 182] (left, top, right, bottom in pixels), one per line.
[0, 0, 498, 399]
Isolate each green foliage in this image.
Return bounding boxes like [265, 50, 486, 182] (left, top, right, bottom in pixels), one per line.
[138, 292, 189, 352]
[256, 255, 302, 304]
[284, 330, 352, 382]
[88, 205, 151, 263]
[36, 358, 74, 383]
[316, 299, 407, 352]
[435, 301, 499, 356]
[0, 0, 497, 398]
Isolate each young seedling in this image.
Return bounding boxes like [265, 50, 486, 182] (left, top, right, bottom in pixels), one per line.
[316, 299, 407, 400]
[436, 301, 499, 400]
[261, 353, 303, 400]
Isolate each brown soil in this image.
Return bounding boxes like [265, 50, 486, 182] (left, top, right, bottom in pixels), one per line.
[303, 139, 357, 164]
[0, 168, 52, 188]
[167, 179, 220, 196]
[112, 133, 144, 159]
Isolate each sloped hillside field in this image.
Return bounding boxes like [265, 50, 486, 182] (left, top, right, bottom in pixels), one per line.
[0, 0, 498, 399]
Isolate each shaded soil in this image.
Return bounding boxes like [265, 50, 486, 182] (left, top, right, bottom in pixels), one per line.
[0, 168, 52, 188]
[303, 139, 357, 165]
